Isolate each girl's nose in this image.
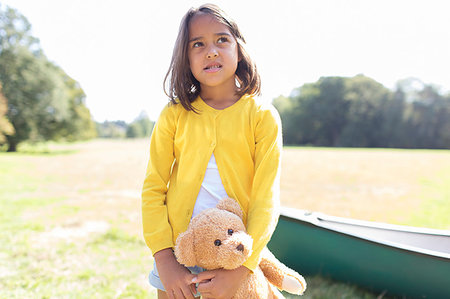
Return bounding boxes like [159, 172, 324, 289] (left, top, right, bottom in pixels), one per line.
[207, 47, 219, 59]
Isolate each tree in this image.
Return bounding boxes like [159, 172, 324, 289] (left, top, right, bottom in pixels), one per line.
[96, 120, 127, 138]
[337, 75, 391, 147]
[313, 77, 349, 146]
[274, 77, 350, 146]
[0, 82, 14, 143]
[0, 44, 70, 151]
[0, 4, 39, 53]
[126, 111, 154, 138]
[405, 84, 450, 149]
[285, 83, 322, 145]
[58, 73, 97, 141]
[379, 88, 407, 148]
[272, 95, 297, 144]
[0, 4, 95, 151]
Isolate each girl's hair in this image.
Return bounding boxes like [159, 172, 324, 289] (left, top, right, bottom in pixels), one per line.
[164, 3, 261, 111]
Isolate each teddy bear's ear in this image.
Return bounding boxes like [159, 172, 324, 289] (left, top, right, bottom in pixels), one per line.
[217, 197, 244, 220]
[174, 229, 196, 267]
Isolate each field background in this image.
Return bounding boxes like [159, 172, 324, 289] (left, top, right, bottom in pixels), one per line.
[1, 139, 449, 298]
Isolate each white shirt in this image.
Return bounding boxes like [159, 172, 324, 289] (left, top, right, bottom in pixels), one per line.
[191, 154, 228, 218]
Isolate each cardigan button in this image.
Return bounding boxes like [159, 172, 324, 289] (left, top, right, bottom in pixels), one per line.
[210, 142, 216, 147]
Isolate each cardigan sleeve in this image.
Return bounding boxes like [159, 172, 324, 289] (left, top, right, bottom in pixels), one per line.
[243, 104, 282, 270]
[141, 104, 177, 255]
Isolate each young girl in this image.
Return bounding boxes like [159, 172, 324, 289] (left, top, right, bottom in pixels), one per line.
[142, 4, 282, 298]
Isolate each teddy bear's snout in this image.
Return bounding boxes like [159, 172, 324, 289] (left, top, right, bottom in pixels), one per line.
[218, 231, 253, 269]
[227, 231, 252, 257]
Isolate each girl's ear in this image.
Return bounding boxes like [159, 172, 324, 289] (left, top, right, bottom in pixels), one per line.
[174, 229, 196, 267]
[217, 197, 244, 220]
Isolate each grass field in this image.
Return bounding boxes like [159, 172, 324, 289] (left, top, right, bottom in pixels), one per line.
[281, 146, 450, 229]
[1, 139, 449, 298]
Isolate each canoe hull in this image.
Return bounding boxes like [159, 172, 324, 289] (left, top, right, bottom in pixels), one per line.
[268, 213, 450, 298]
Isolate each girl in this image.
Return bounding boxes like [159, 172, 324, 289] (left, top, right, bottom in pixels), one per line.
[142, 4, 282, 299]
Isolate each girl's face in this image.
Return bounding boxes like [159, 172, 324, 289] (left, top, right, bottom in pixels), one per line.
[188, 13, 239, 93]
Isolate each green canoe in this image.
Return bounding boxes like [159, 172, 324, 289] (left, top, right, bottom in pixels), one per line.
[268, 208, 450, 298]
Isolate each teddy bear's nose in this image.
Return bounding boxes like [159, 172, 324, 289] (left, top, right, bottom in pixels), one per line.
[236, 244, 244, 252]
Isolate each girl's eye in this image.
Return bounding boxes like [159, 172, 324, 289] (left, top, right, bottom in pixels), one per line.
[217, 37, 229, 44]
[227, 229, 233, 235]
[214, 239, 222, 246]
[192, 41, 204, 48]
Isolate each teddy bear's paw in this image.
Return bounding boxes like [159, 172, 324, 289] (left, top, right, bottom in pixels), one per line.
[282, 274, 307, 295]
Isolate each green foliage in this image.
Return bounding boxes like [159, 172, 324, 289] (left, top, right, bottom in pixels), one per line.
[96, 112, 154, 139]
[96, 120, 128, 138]
[400, 82, 450, 149]
[0, 4, 96, 151]
[126, 111, 154, 138]
[337, 75, 391, 147]
[57, 74, 97, 141]
[274, 75, 450, 149]
[126, 122, 144, 138]
[0, 82, 14, 143]
[0, 3, 39, 53]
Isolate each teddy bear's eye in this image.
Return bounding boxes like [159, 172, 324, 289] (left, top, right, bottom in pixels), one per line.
[228, 229, 233, 235]
[214, 239, 222, 246]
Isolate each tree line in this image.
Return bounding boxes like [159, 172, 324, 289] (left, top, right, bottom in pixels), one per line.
[96, 112, 154, 139]
[273, 75, 450, 149]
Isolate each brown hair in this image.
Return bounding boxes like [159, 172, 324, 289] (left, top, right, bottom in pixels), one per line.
[163, 3, 261, 112]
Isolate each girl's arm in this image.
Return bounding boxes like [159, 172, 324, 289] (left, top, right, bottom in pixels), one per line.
[154, 248, 197, 299]
[144, 106, 199, 296]
[142, 105, 177, 256]
[244, 104, 282, 271]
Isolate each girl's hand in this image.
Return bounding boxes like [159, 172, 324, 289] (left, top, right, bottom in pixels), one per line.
[154, 248, 197, 299]
[193, 266, 250, 299]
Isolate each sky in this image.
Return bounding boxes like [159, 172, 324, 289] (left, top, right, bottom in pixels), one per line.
[2, 0, 450, 122]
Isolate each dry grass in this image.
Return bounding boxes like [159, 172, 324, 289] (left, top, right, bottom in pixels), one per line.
[281, 147, 450, 228]
[21, 139, 150, 236]
[27, 139, 449, 229]
[19, 139, 449, 240]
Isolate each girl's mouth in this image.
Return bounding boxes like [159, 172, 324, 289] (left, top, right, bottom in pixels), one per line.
[204, 63, 222, 73]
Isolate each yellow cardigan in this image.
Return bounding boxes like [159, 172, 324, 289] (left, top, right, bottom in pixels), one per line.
[141, 94, 282, 270]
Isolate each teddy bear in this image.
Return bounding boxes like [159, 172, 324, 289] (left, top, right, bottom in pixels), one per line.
[175, 197, 306, 298]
